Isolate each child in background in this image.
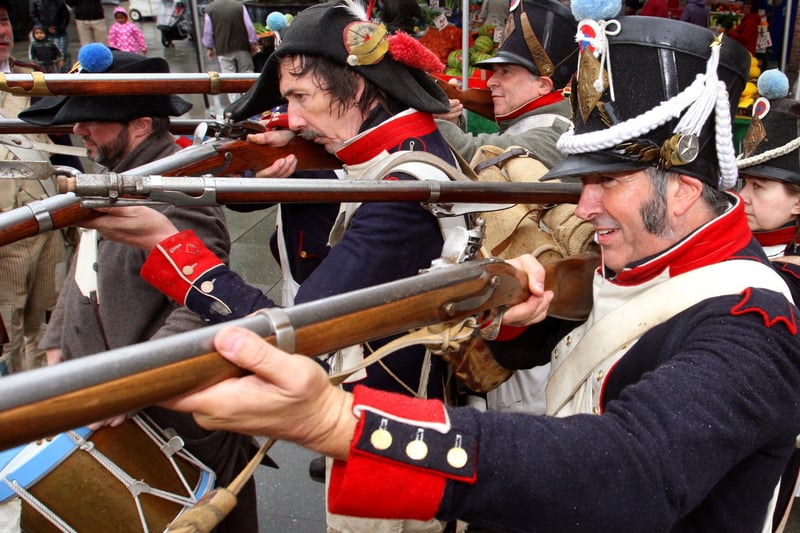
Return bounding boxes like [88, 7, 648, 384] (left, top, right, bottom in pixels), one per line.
[29, 25, 64, 73]
[108, 7, 147, 55]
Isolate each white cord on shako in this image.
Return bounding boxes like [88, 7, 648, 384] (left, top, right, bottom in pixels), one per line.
[559, 22, 739, 190]
[737, 136, 800, 169]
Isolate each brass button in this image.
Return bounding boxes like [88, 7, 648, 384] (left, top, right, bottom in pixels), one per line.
[182, 265, 194, 276]
[370, 428, 392, 451]
[370, 418, 392, 450]
[406, 440, 428, 461]
[592, 406, 600, 415]
[300, 250, 308, 258]
[447, 447, 468, 468]
[406, 429, 428, 460]
[596, 370, 604, 381]
[200, 280, 214, 293]
[446, 435, 467, 468]
[565, 335, 572, 346]
[553, 348, 559, 359]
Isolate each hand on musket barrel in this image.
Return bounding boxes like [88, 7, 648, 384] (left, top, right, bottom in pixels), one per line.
[159, 254, 554, 459]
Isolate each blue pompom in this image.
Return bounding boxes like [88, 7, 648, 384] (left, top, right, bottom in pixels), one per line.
[77, 43, 114, 73]
[571, 0, 622, 20]
[757, 69, 790, 100]
[266, 11, 287, 31]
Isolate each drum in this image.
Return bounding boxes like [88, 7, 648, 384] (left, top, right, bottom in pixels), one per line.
[0, 413, 216, 532]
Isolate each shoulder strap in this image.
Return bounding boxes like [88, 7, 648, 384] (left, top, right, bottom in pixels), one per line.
[545, 260, 793, 416]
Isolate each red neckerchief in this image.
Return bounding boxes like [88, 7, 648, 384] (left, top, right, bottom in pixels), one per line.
[753, 225, 797, 247]
[613, 195, 754, 286]
[336, 110, 438, 165]
[494, 91, 564, 124]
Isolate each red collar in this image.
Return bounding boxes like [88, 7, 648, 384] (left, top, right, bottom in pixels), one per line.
[613, 195, 754, 285]
[336, 110, 438, 165]
[494, 91, 564, 123]
[754, 225, 797, 247]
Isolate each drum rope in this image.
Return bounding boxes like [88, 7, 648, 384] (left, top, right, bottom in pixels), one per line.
[67, 423, 206, 533]
[133, 414, 211, 503]
[2, 477, 78, 533]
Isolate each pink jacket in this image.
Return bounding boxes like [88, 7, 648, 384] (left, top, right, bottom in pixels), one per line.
[108, 7, 147, 54]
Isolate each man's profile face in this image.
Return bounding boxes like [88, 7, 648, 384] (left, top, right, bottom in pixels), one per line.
[486, 64, 548, 116]
[0, 8, 14, 64]
[73, 121, 131, 169]
[574, 170, 677, 272]
[279, 56, 366, 154]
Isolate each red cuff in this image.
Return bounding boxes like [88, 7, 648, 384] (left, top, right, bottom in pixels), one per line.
[328, 386, 467, 520]
[494, 324, 527, 341]
[140, 229, 224, 305]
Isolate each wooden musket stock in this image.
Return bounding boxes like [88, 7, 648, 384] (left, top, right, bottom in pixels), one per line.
[434, 77, 495, 120]
[0, 72, 260, 97]
[0, 118, 249, 136]
[0, 259, 532, 450]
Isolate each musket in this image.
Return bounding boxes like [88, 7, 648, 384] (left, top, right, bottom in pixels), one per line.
[434, 77, 495, 120]
[0, 135, 340, 246]
[0, 118, 259, 136]
[0, 258, 533, 449]
[0, 250, 599, 451]
[56, 174, 581, 210]
[0, 72, 260, 97]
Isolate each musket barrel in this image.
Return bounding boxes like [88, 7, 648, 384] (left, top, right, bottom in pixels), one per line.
[0, 259, 528, 449]
[0, 193, 86, 245]
[59, 176, 583, 206]
[0, 118, 238, 136]
[0, 72, 260, 96]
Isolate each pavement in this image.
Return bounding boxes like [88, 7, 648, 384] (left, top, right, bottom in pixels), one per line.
[12, 11, 327, 533]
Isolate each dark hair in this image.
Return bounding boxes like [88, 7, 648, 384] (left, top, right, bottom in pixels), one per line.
[645, 167, 729, 237]
[280, 54, 397, 118]
[149, 116, 171, 135]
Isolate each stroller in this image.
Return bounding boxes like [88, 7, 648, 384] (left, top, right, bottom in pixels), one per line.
[156, 0, 193, 47]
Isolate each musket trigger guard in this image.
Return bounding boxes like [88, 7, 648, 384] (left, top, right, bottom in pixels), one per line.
[479, 307, 506, 341]
[259, 308, 296, 353]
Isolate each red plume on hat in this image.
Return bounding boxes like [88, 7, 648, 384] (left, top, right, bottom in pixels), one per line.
[388, 32, 444, 74]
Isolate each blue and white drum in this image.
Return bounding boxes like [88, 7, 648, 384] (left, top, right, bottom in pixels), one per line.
[0, 413, 215, 532]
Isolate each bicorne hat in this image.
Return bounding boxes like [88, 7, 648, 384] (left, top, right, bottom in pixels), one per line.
[473, 0, 578, 89]
[227, 0, 449, 122]
[19, 44, 192, 126]
[737, 69, 800, 185]
[543, 7, 751, 190]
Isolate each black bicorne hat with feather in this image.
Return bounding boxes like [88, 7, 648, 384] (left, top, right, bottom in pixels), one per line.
[226, 0, 450, 122]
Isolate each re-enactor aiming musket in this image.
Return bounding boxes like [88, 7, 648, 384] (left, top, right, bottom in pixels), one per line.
[0, 248, 598, 451]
